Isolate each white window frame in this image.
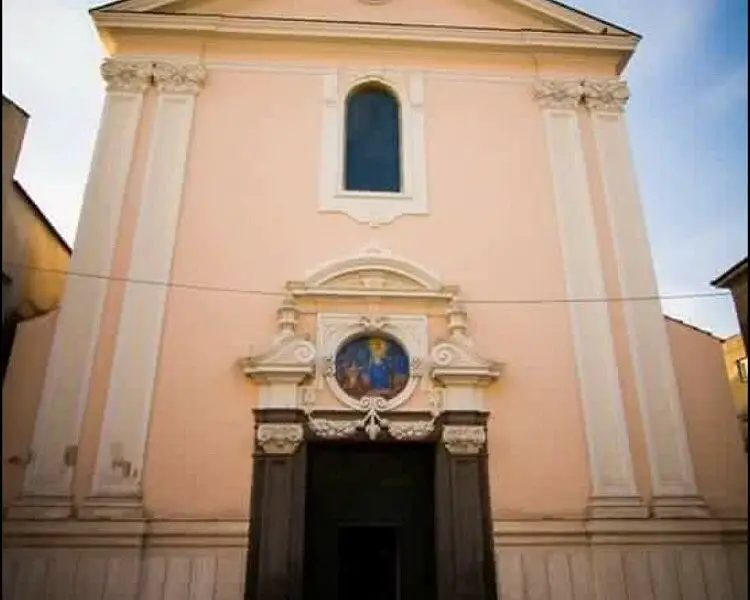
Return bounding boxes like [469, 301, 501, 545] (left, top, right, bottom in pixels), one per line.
[318, 68, 427, 226]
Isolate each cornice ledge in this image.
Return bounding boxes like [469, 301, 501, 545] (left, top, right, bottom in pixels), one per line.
[286, 283, 456, 302]
[93, 13, 638, 53]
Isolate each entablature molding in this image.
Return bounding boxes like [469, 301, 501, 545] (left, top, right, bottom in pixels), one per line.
[93, 13, 637, 61]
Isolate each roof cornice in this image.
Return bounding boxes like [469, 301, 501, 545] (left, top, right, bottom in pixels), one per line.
[92, 12, 638, 56]
[711, 257, 748, 288]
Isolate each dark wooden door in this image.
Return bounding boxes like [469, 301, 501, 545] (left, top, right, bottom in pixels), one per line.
[303, 442, 436, 600]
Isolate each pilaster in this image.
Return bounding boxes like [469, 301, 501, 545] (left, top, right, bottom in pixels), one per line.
[8, 59, 150, 519]
[83, 61, 206, 517]
[583, 79, 707, 517]
[535, 79, 646, 519]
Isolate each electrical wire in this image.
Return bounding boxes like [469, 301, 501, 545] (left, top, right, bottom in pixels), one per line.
[2, 261, 732, 305]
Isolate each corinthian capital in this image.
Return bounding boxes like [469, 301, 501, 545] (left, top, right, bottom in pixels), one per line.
[582, 79, 629, 112]
[533, 78, 584, 109]
[256, 423, 304, 455]
[153, 62, 207, 94]
[100, 59, 152, 93]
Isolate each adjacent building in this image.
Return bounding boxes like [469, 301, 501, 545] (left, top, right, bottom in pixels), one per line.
[713, 257, 749, 352]
[2, 96, 72, 508]
[722, 333, 748, 451]
[2, 2, 747, 599]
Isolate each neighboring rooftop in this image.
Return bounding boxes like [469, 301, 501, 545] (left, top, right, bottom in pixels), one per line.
[11, 180, 72, 255]
[711, 257, 748, 289]
[2, 94, 30, 118]
[664, 314, 724, 342]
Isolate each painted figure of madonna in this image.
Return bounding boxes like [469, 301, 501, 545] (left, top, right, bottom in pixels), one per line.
[335, 335, 410, 400]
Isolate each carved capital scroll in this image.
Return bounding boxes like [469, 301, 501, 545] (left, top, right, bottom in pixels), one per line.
[256, 423, 304, 455]
[153, 62, 207, 94]
[582, 79, 630, 112]
[533, 78, 584, 109]
[442, 425, 486, 455]
[100, 58, 152, 93]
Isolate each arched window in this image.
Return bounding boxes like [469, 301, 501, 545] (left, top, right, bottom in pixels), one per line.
[344, 83, 401, 193]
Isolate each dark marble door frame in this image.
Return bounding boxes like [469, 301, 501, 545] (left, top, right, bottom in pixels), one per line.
[245, 409, 498, 600]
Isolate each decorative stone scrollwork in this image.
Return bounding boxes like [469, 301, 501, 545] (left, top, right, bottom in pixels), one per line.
[534, 78, 630, 113]
[442, 425, 486, 455]
[533, 78, 584, 109]
[308, 418, 360, 439]
[581, 79, 630, 112]
[257, 423, 304, 455]
[152, 62, 207, 94]
[100, 58, 153, 93]
[240, 300, 317, 392]
[302, 383, 442, 441]
[431, 302, 503, 386]
[388, 420, 435, 440]
[100, 58, 208, 95]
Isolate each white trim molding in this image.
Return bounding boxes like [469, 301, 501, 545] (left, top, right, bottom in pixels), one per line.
[535, 78, 645, 519]
[86, 61, 206, 515]
[10, 59, 150, 517]
[318, 69, 428, 226]
[287, 244, 458, 302]
[584, 80, 707, 518]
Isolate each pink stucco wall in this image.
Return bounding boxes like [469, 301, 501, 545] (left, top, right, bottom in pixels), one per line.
[133, 63, 590, 517]
[666, 317, 748, 517]
[60, 12, 744, 521]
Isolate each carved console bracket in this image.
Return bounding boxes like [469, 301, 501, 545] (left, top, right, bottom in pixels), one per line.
[256, 423, 304, 455]
[442, 425, 487, 455]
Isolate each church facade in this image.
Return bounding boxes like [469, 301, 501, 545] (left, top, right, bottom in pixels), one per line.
[2, 0, 747, 599]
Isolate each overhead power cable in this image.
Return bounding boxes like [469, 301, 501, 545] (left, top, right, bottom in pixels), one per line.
[2, 262, 732, 305]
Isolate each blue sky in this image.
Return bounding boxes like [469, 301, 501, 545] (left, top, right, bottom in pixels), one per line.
[2, 0, 747, 337]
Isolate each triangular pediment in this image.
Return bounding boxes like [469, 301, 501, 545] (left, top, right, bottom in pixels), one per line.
[92, 0, 637, 37]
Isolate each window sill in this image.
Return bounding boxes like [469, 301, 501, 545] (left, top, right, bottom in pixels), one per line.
[335, 190, 409, 203]
[321, 190, 427, 226]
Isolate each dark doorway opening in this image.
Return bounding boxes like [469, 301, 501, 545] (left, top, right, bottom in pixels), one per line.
[338, 525, 398, 600]
[303, 442, 435, 600]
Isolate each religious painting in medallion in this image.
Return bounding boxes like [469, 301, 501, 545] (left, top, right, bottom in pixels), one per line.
[335, 335, 410, 400]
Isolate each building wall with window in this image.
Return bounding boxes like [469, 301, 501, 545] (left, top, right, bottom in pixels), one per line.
[713, 258, 749, 353]
[722, 333, 748, 448]
[3, 1, 747, 599]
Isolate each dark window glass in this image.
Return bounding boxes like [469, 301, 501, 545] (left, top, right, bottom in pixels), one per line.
[344, 85, 401, 193]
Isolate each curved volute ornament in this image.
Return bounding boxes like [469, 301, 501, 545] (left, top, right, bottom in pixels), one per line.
[241, 298, 316, 386]
[581, 79, 630, 112]
[430, 301, 503, 387]
[100, 58, 153, 93]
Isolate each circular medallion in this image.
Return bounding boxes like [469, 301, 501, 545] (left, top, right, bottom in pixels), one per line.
[334, 335, 410, 401]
